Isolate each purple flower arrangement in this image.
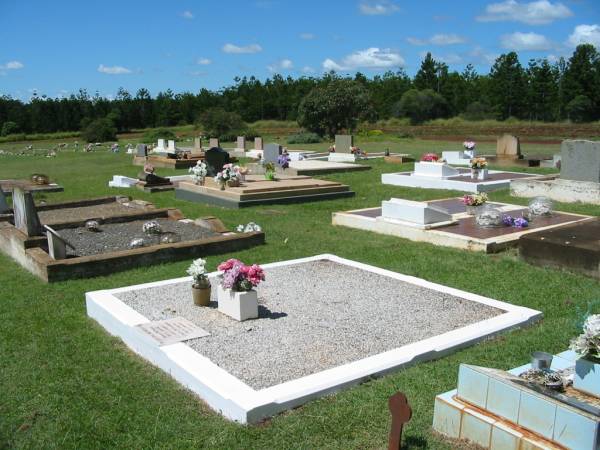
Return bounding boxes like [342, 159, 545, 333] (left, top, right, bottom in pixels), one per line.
[277, 153, 290, 169]
[502, 215, 529, 228]
[218, 258, 265, 292]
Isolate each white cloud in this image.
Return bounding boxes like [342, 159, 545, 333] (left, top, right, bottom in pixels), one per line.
[421, 52, 463, 64]
[1, 60, 24, 70]
[323, 47, 404, 71]
[501, 31, 553, 50]
[468, 46, 499, 65]
[300, 33, 316, 40]
[197, 58, 212, 65]
[222, 43, 263, 54]
[181, 10, 194, 19]
[567, 24, 600, 48]
[268, 58, 294, 73]
[301, 66, 315, 74]
[97, 64, 132, 75]
[407, 34, 466, 46]
[477, 0, 572, 25]
[358, 1, 400, 15]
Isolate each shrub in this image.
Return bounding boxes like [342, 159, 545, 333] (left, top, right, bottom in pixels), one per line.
[393, 89, 448, 125]
[287, 132, 322, 144]
[197, 108, 246, 138]
[81, 118, 117, 143]
[1, 121, 19, 137]
[143, 128, 177, 142]
[218, 127, 260, 142]
[460, 102, 495, 121]
[566, 95, 594, 123]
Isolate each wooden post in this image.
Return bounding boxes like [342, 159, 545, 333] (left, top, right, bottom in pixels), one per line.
[388, 392, 412, 450]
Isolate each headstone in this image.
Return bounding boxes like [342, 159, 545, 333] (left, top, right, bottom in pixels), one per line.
[167, 140, 176, 152]
[236, 136, 246, 150]
[12, 187, 43, 236]
[263, 143, 282, 164]
[204, 147, 231, 176]
[136, 317, 210, 345]
[388, 392, 412, 450]
[136, 144, 148, 157]
[254, 137, 263, 151]
[209, 138, 220, 148]
[194, 137, 202, 151]
[335, 135, 354, 153]
[0, 187, 8, 214]
[382, 199, 452, 225]
[496, 134, 521, 158]
[560, 139, 600, 183]
[44, 225, 75, 260]
[157, 139, 166, 150]
[413, 162, 460, 178]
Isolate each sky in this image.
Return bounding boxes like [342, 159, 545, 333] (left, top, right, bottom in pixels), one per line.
[1, 0, 599, 101]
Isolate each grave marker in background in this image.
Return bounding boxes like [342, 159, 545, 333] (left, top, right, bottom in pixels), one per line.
[156, 139, 166, 151]
[496, 134, 521, 158]
[263, 143, 282, 164]
[167, 140, 176, 152]
[12, 187, 42, 236]
[236, 136, 246, 151]
[254, 137, 263, 151]
[335, 135, 354, 153]
[205, 147, 231, 176]
[209, 138, 220, 148]
[136, 144, 148, 157]
[560, 140, 600, 183]
[194, 137, 202, 151]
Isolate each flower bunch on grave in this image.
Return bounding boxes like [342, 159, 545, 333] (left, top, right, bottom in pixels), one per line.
[214, 163, 240, 184]
[189, 161, 208, 182]
[502, 215, 529, 228]
[461, 192, 488, 207]
[470, 157, 488, 169]
[570, 314, 600, 362]
[264, 162, 276, 181]
[277, 153, 290, 169]
[350, 146, 365, 156]
[218, 259, 265, 292]
[187, 258, 210, 288]
[463, 141, 476, 150]
[236, 222, 262, 233]
[420, 153, 439, 162]
[142, 220, 162, 235]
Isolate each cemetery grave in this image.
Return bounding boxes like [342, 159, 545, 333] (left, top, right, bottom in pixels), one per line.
[176, 173, 354, 208]
[1, 177, 64, 196]
[482, 134, 554, 168]
[333, 196, 591, 253]
[86, 254, 541, 424]
[512, 139, 600, 205]
[0, 187, 264, 282]
[132, 140, 205, 170]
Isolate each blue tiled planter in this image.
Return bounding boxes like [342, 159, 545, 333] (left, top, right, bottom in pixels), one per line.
[574, 358, 600, 397]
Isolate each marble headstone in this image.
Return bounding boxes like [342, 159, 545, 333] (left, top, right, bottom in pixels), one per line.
[496, 134, 521, 158]
[136, 144, 148, 157]
[167, 140, 176, 152]
[209, 138, 220, 148]
[12, 187, 42, 236]
[0, 187, 8, 214]
[157, 139, 166, 150]
[561, 139, 600, 183]
[335, 135, 354, 153]
[254, 137, 263, 151]
[236, 136, 246, 150]
[263, 143, 282, 164]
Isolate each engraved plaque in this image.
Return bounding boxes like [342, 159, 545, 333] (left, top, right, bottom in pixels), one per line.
[136, 317, 210, 346]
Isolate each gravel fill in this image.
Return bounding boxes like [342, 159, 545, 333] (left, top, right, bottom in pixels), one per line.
[116, 260, 503, 390]
[59, 218, 219, 256]
[39, 203, 140, 224]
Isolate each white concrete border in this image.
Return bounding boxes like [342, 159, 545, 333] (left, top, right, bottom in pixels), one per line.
[382, 170, 535, 193]
[86, 254, 542, 423]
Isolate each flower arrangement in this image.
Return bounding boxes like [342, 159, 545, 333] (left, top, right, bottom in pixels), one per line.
[218, 259, 265, 292]
[214, 163, 240, 184]
[187, 258, 210, 288]
[264, 162, 276, 180]
[570, 314, 600, 361]
[502, 215, 529, 228]
[142, 220, 162, 235]
[277, 152, 290, 169]
[189, 161, 208, 182]
[421, 153, 439, 162]
[236, 222, 262, 233]
[471, 157, 488, 169]
[462, 192, 488, 207]
[463, 141, 476, 150]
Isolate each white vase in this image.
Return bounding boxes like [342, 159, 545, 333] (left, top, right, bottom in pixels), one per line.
[217, 285, 258, 321]
[478, 168, 489, 180]
[574, 357, 600, 397]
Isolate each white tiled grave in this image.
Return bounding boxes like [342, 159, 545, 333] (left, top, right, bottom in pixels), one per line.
[86, 254, 541, 423]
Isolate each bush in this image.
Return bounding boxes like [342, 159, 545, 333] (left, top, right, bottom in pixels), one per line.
[460, 102, 495, 121]
[197, 108, 246, 138]
[1, 121, 19, 137]
[566, 95, 594, 123]
[393, 89, 448, 125]
[218, 127, 260, 143]
[81, 118, 117, 143]
[143, 128, 177, 143]
[287, 132, 322, 144]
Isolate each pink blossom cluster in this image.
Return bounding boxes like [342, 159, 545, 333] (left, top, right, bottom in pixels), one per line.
[420, 153, 439, 162]
[218, 259, 265, 291]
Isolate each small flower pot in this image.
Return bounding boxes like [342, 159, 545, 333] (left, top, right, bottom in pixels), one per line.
[192, 284, 211, 307]
[478, 168, 489, 180]
[217, 285, 258, 321]
[574, 357, 600, 397]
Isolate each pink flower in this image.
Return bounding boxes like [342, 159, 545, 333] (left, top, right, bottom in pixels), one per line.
[218, 258, 240, 272]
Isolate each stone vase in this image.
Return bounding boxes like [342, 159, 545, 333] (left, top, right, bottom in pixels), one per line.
[192, 284, 211, 306]
[574, 357, 600, 397]
[217, 285, 258, 321]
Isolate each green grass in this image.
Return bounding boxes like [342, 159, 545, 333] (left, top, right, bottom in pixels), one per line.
[0, 138, 599, 449]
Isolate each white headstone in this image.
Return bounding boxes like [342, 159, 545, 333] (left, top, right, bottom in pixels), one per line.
[44, 225, 75, 260]
[12, 187, 43, 236]
[413, 162, 460, 178]
[157, 139, 166, 150]
[382, 199, 452, 225]
[0, 187, 8, 214]
[254, 137, 263, 151]
[167, 140, 176, 152]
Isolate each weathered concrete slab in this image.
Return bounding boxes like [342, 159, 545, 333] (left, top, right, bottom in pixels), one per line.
[511, 175, 600, 205]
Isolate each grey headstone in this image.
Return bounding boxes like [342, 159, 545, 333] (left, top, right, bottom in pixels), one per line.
[136, 144, 148, 157]
[0, 187, 8, 214]
[496, 134, 521, 157]
[209, 138, 220, 148]
[255, 137, 263, 150]
[205, 147, 231, 176]
[263, 143, 282, 164]
[12, 187, 42, 236]
[561, 140, 600, 183]
[335, 135, 354, 153]
[194, 137, 202, 151]
[236, 136, 246, 150]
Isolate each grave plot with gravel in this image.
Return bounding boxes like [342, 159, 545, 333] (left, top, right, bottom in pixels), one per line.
[87, 254, 542, 423]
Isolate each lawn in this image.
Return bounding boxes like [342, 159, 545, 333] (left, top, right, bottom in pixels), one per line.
[1, 136, 599, 449]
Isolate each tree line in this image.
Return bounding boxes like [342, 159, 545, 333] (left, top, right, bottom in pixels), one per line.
[0, 44, 599, 137]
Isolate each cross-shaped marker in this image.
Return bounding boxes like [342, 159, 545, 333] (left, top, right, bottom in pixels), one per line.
[388, 391, 412, 450]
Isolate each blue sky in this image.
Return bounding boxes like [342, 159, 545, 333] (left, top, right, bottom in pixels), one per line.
[1, 0, 599, 100]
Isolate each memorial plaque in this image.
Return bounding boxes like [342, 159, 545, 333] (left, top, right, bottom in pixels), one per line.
[335, 135, 354, 153]
[254, 137, 263, 151]
[0, 187, 8, 214]
[136, 317, 210, 346]
[12, 187, 43, 236]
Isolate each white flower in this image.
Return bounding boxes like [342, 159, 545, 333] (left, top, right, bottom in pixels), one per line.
[187, 258, 209, 284]
[142, 220, 162, 234]
[189, 161, 207, 180]
[570, 314, 600, 359]
[236, 222, 262, 233]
